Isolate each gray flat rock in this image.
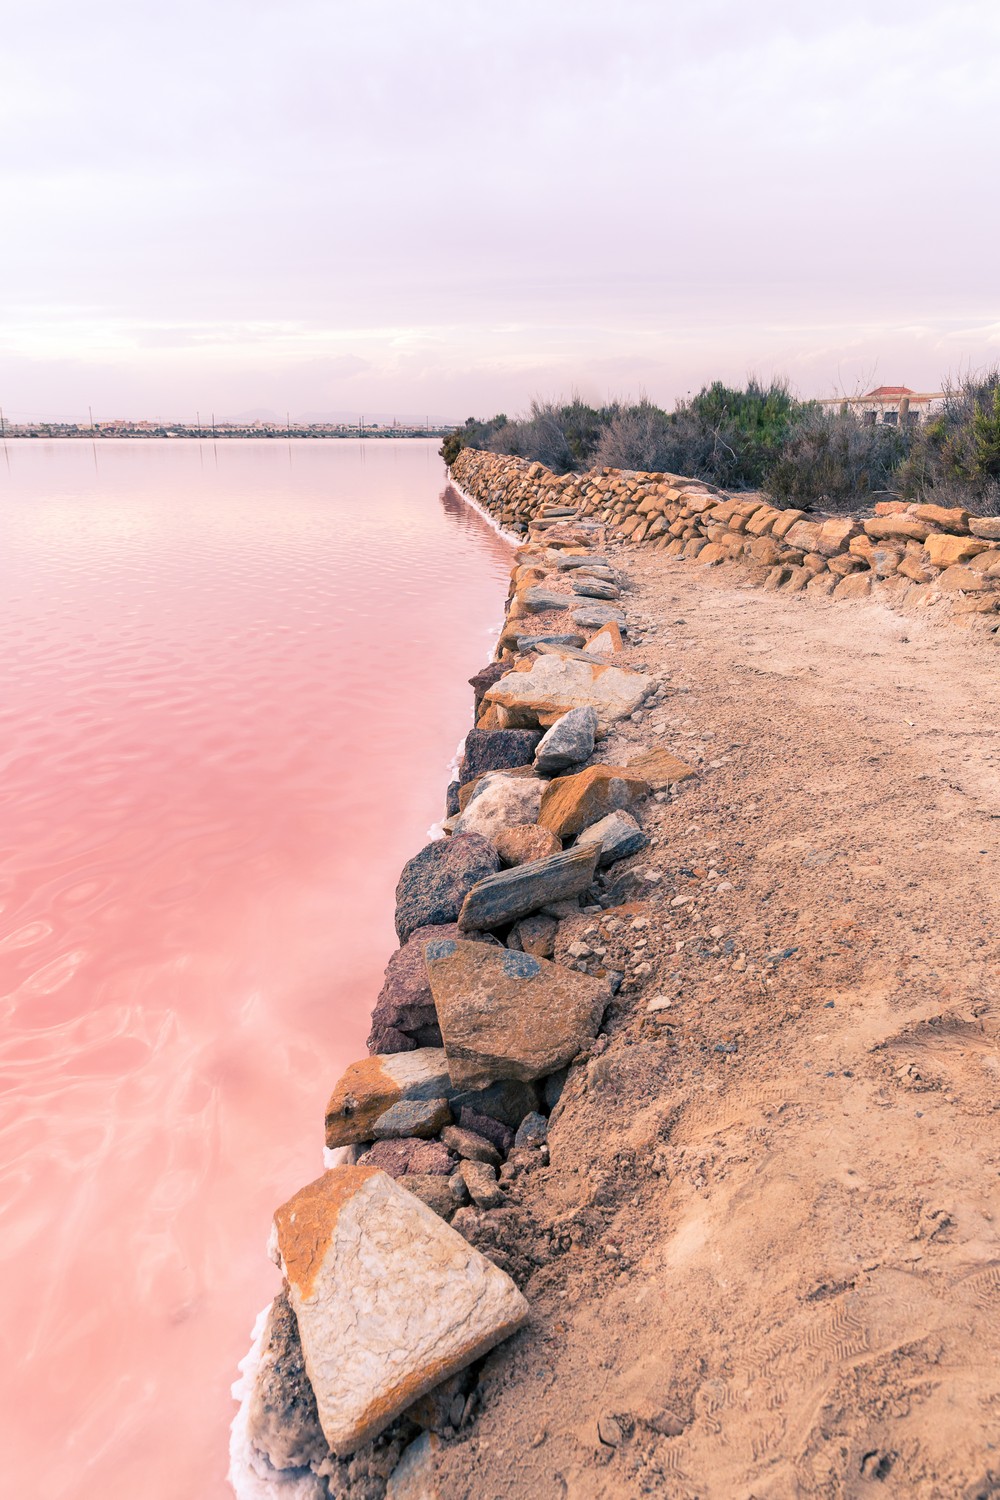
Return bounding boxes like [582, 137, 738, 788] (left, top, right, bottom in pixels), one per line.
[575, 809, 649, 867]
[456, 844, 599, 931]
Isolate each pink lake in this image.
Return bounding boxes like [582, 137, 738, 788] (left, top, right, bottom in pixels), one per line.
[0, 439, 512, 1499]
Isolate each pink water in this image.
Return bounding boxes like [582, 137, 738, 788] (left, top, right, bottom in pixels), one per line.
[0, 439, 512, 1499]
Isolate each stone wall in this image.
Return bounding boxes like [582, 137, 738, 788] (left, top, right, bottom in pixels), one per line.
[450, 446, 1000, 617]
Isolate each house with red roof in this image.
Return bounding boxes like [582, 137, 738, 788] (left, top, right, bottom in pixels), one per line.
[818, 385, 944, 425]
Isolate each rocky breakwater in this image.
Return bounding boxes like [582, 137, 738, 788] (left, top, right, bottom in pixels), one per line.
[230, 509, 695, 1498]
[450, 446, 1000, 626]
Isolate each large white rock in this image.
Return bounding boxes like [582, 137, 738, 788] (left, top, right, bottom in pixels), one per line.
[272, 1167, 528, 1456]
[485, 654, 652, 730]
[452, 772, 543, 840]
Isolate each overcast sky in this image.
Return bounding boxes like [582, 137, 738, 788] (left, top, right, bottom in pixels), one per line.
[2, 0, 998, 422]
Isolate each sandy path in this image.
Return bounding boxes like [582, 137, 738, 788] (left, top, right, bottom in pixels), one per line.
[434, 555, 1000, 1498]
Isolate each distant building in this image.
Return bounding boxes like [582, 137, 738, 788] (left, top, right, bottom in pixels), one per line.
[818, 385, 944, 425]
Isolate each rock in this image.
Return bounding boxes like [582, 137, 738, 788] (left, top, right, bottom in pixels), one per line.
[493, 825, 562, 867]
[459, 728, 542, 784]
[367, 923, 456, 1054]
[937, 564, 994, 592]
[386, 1431, 441, 1499]
[457, 844, 599, 930]
[372, 1098, 452, 1140]
[584, 621, 624, 654]
[456, 763, 536, 814]
[575, 809, 648, 867]
[507, 912, 558, 958]
[538, 764, 652, 839]
[273, 1168, 528, 1455]
[485, 654, 650, 731]
[440, 1125, 502, 1167]
[533, 706, 598, 771]
[863, 515, 932, 542]
[571, 603, 627, 630]
[516, 632, 586, 652]
[816, 517, 862, 555]
[910, 503, 970, 533]
[458, 1106, 514, 1156]
[925, 533, 990, 567]
[398, 1175, 458, 1221]
[468, 663, 507, 718]
[519, 585, 573, 613]
[356, 1137, 456, 1177]
[458, 1077, 541, 1129]
[514, 1112, 548, 1149]
[626, 746, 697, 787]
[248, 1287, 329, 1472]
[452, 773, 544, 841]
[326, 1049, 454, 1148]
[597, 1413, 623, 1447]
[571, 577, 620, 600]
[459, 1160, 505, 1209]
[424, 939, 611, 1088]
[445, 781, 460, 819]
[833, 573, 872, 600]
[970, 516, 1000, 540]
[395, 835, 500, 943]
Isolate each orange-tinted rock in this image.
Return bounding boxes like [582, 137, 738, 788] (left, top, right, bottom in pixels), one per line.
[925, 533, 991, 568]
[910, 503, 970, 533]
[424, 939, 610, 1088]
[625, 746, 696, 787]
[864, 515, 932, 542]
[272, 1168, 528, 1456]
[325, 1050, 453, 1148]
[538, 763, 652, 839]
[937, 565, 994, 592]
[492, 825, 562, 867]
[584, 621, 624, 654]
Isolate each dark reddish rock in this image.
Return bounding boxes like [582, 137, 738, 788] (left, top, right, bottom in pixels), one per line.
[459, 1106, 514, 1156]
[458, 1077, 541, 1129]
[356, 1137, 456, 1177]
[440, 1125, 503, 1168]
[446, 780, 461, 818]
[367, 922, 499, 1056]
[459, 728, 543, 786]
[470, 661, 508, 717]
[394, 835, 500, 943]
[247, 1286, 329, 1472]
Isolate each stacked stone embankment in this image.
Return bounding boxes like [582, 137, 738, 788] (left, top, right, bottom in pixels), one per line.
[231, 497, 693, 1498]
[450, 446, 1000, 619]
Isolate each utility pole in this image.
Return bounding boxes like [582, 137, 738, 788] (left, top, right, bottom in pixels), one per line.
[89, 404, 94, 432]
[0, 407, 5, 440]
[286, 411, 291, 439]
[212, 411, 216, 439]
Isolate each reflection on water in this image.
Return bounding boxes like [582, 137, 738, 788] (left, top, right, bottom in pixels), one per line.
[0, 440, 511, 1499]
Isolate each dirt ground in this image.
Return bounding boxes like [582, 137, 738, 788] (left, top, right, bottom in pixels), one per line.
[433, 551, 1000, 1499]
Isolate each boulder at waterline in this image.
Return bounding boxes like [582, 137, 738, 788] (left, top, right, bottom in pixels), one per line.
[484, 654, 652, 730]
[325, 1049, 454, 1148]
[451, 773, 544, 841]
[272, 1168, 528, 1456]
[457, 844, 599, 931]
[395, 834, 499, 943]
[456, 763, 536, 814]
[468, 662, 508, 718]
[518, 585, 574, 613]
[248, 1287, 329, 1473]
[424, 938, 611, 1089]
[533, 705, 598, 772]
[459, 727, 542, 784]
[538, 764, 652, 839]
[575, 809, 649, 867]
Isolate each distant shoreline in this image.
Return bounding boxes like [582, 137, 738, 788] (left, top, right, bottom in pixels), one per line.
[2, 428, 451, 441]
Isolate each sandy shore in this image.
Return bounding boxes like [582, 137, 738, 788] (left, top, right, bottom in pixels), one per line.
[428, 544, 1000, 1498]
